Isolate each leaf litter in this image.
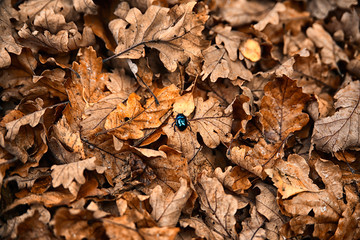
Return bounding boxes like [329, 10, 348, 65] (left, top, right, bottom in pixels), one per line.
[1, 1, 360, 240]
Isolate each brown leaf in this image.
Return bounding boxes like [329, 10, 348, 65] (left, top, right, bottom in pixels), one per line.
[312, 81, 360, 152]
[109, 2, 209, 72]
[308, 0, 356, 19]
[51, 157, 106, 189]
[17, 210, 56, 240]
[105, 85, 179, 140]
[260, 76, 310, 143]
[192, 97, 233, 148]
[150, 178, 192, 227]
[201, 45, 252, 82]
[53, 207, 107, 240]
[0, 0, 22, 68]
[0, 205, 51, 239]
[265, 154, 320, 199]
[220, 0, 275, 27]
[212, 25, 244, 61]
[180, 217, 223, 240]
[306, 23, 348, 69]
[214, 166, 253, 194]
[253, 2, 286, 31]
[74, 0, 98, 15]
[196, 173, 247, 239]
[229, 139, 283, 178]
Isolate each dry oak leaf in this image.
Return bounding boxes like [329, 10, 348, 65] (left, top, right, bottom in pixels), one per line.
[0, 0, 22, 68]
[308, 0, 357, 19]
[312, 81, 360, 153]
[240, 39, 261, 62]
[144, 145, 191, 193]
[229, 139, 283, 178]
[265, 154, 320, 199]
[260, 76, 310, 143]
[212, 25, 244, 61]
[163, 96, 232, 160]
[18, 22, 95, 55]
[280, 191, 344, 240]
[192, 97, 233, 148]
[180, 217, 223, 240]
[220, 0, 275, 27]
[5, 103, 61, 141]
[253, 2, 286, 31]
[105, 84, 180, 140]
[238, 203, 266, 240]
[51, 157, 106, 189]
[0, 205, 50, 239]
[201, 45, 252, 82]
[109, 2, 209, 72]
[53, 207, 107, 240]
[214, 166, 253, 194]
[306, 23, 348, 70]
[74, 0, 98, 15]
[18, 0, 77, 23]
[196, 173, 248, 239]
[150, 178, 192, 227]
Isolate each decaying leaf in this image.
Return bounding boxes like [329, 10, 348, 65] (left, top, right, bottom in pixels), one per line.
[313, 81, 360, 153]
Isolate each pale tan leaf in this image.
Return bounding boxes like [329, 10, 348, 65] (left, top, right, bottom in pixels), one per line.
[51, 157, 106, 189]
[212, 25, 244, 61]
[265, 154, 320, 199]
[5, 104, 59, 141]
[0, 0, 22, 68]
[306, 23, 348, 69]
[109, 2, 209, 72]
[313, 81, 360, 152]
[150, 178, 192, 227]
[196, 173, 243, 239]
[180, 217, 223, 240]
[254, 2, 286, 31]
[74, 0, 98, 15]
[192, 97, 233, 148]
[201, 45, 252, 82]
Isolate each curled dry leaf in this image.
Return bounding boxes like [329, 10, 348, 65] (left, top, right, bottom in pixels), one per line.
[240, 39, 261, 62]
[150, 178, 192, 227]
[180, 217, 223, 240]
[201, 45, 252, 82]
[260, 76, 310, 143]
[212, 25, 243, 61]
[109, 2, 209, 72]
[214, 166, 252, 194]
[313, 81, 360, 153]
[51, 157, 106, 189]
[253, 2, 286, 31]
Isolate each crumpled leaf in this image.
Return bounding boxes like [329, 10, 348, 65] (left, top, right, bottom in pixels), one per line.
[212, 25, 244, 61]
[313, 81, 360, 153]
[308, 0, 357, 19]
[240, 39, 261, 62]
[201, 45, 252, 82]
[180, 217, 223, 240]
[260, 76, 310, 143]
[0, 0, 22, 68]
[150, 178, 192, 227]
[109, 2, 209, 72]
[51, 157, 106, 189]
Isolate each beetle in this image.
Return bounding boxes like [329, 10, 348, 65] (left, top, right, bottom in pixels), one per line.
[174, 113, 188, 132]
